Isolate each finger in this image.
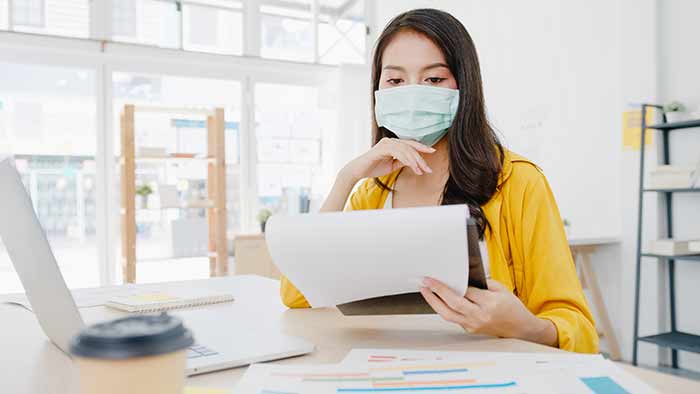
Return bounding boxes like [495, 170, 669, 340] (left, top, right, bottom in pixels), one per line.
[486, 279, 509, 292]
[400, 139, 437, 154]
[395, 141, 433, 173]
[390, 159, 406, 172]
[423, 277, 479, 315]
[405, 147, 433, 174]
[391, 149, 422, 175]
[397, 144, 431, 174]
[465, 286, 490, 305]
[384, 140, 427, 175]
[420, 287, 463, 324]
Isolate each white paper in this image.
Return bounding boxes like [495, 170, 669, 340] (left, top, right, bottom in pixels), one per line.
[340, 350, 657, 394]
[235, 352, 657, 394]
[0, 284, 139, 311]
[265, 205, 469, 307]
[341, 348, 604, 366]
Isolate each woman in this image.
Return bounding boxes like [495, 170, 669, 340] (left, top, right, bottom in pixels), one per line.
[280, 8, 597, 354]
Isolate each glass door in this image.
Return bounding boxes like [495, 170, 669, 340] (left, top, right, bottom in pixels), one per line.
[0, 61, 99, 292]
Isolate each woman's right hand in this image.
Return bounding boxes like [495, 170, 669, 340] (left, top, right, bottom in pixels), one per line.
[339, 138, 436, 183]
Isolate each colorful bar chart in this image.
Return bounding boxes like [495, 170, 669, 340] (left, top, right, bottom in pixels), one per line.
[235, 351, 657, 394]
[336, 381, 518, 392]
[580, 376, 630, 394]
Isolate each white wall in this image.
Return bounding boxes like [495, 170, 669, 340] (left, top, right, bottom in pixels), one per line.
[372, 0, 700, 370]
[375, 0, 623, 240]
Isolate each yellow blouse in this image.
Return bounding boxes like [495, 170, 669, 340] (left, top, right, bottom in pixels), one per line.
[280, 150, 598, 354]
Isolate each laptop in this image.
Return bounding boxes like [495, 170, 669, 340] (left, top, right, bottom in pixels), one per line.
[0, 157, 314, 375]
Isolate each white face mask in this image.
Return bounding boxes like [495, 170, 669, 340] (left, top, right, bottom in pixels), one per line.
[374, 84, 460, 146]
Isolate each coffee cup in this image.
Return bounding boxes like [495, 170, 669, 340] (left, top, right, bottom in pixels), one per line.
[70, 313, 194, 394]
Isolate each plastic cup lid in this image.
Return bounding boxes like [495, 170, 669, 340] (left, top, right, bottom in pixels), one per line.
[70, 313, 194, 360]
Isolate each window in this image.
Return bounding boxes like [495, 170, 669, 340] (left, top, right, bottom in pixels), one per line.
[0, 7, 5, 30]
[111, 0, 180, 48]
[259, 0, 367, 64]
[12, 0, 44, 28]
[254, 83, 335, 220]
[12, 0, 89, 38]
[0, 62, 98, 293]
[260, 1, 314, 62]
[183, 0, 243, 55]
[319, 0, 366, 65]
[0, 0, 8, 29]
[112, 0, 137, 37]
[2, 0, 367, 64]
[112, 72, 242, 283]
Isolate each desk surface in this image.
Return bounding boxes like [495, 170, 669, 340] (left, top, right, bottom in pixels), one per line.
[1, 276, 697, 393]
[233, 235, 623, 246]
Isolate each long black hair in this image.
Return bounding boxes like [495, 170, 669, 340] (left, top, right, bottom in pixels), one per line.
[371, 8, 504, 237]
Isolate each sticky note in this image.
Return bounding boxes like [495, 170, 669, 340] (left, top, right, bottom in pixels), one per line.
[622, 110, 654, 150]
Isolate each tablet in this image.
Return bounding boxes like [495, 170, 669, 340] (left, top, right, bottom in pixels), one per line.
[337, 217, 487, 315]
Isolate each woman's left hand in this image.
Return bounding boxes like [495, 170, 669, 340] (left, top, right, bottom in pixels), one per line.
[420, 277, 558, 347]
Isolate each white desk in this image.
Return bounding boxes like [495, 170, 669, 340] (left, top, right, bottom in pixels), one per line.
[568, 236, 620, 247]
[568, 236, 622, 361]
[1, 275, 698, 394]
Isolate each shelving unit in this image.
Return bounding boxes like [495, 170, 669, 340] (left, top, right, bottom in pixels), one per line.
[632, 104, 700, 369]
[643, 188, 700, 193]
[120, 104, 228, 283]
[120, 156, 216, 164]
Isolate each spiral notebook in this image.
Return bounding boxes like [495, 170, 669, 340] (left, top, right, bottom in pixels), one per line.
[105, 288, 235, 313]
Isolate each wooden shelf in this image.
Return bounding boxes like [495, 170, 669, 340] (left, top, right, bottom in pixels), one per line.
[157, 200, 214, 209]
[119, 155, 215, 164]
[154, 204, 214, 210]
[136, 253, 218, 263]
[121, 201, 215, 214]
[120, 104, 228, 283]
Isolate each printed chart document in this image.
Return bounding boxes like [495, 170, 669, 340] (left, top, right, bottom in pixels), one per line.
[265, 205, 470, 307]
[235, 350, 657, 394]
[341, 348, 606, 365]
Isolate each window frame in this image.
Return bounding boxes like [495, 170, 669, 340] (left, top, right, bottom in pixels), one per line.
[0, 29, 338, 287]
[2, 0, 370, 65]
[10, 0, 46, 29]
[181, 0, 245, 55]
[0, 0, 369, 286]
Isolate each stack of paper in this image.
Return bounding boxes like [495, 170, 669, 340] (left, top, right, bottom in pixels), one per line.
[649, 165, 697, 189]
[647, 239, 700, 256]
[690, 240, 700, 253]
[235, 349, 657, 393]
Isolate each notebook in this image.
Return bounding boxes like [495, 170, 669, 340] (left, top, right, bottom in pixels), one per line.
[105, 288, 235, 313]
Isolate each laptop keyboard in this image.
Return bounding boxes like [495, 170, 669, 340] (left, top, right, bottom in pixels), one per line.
[187, 344, 219, 359]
